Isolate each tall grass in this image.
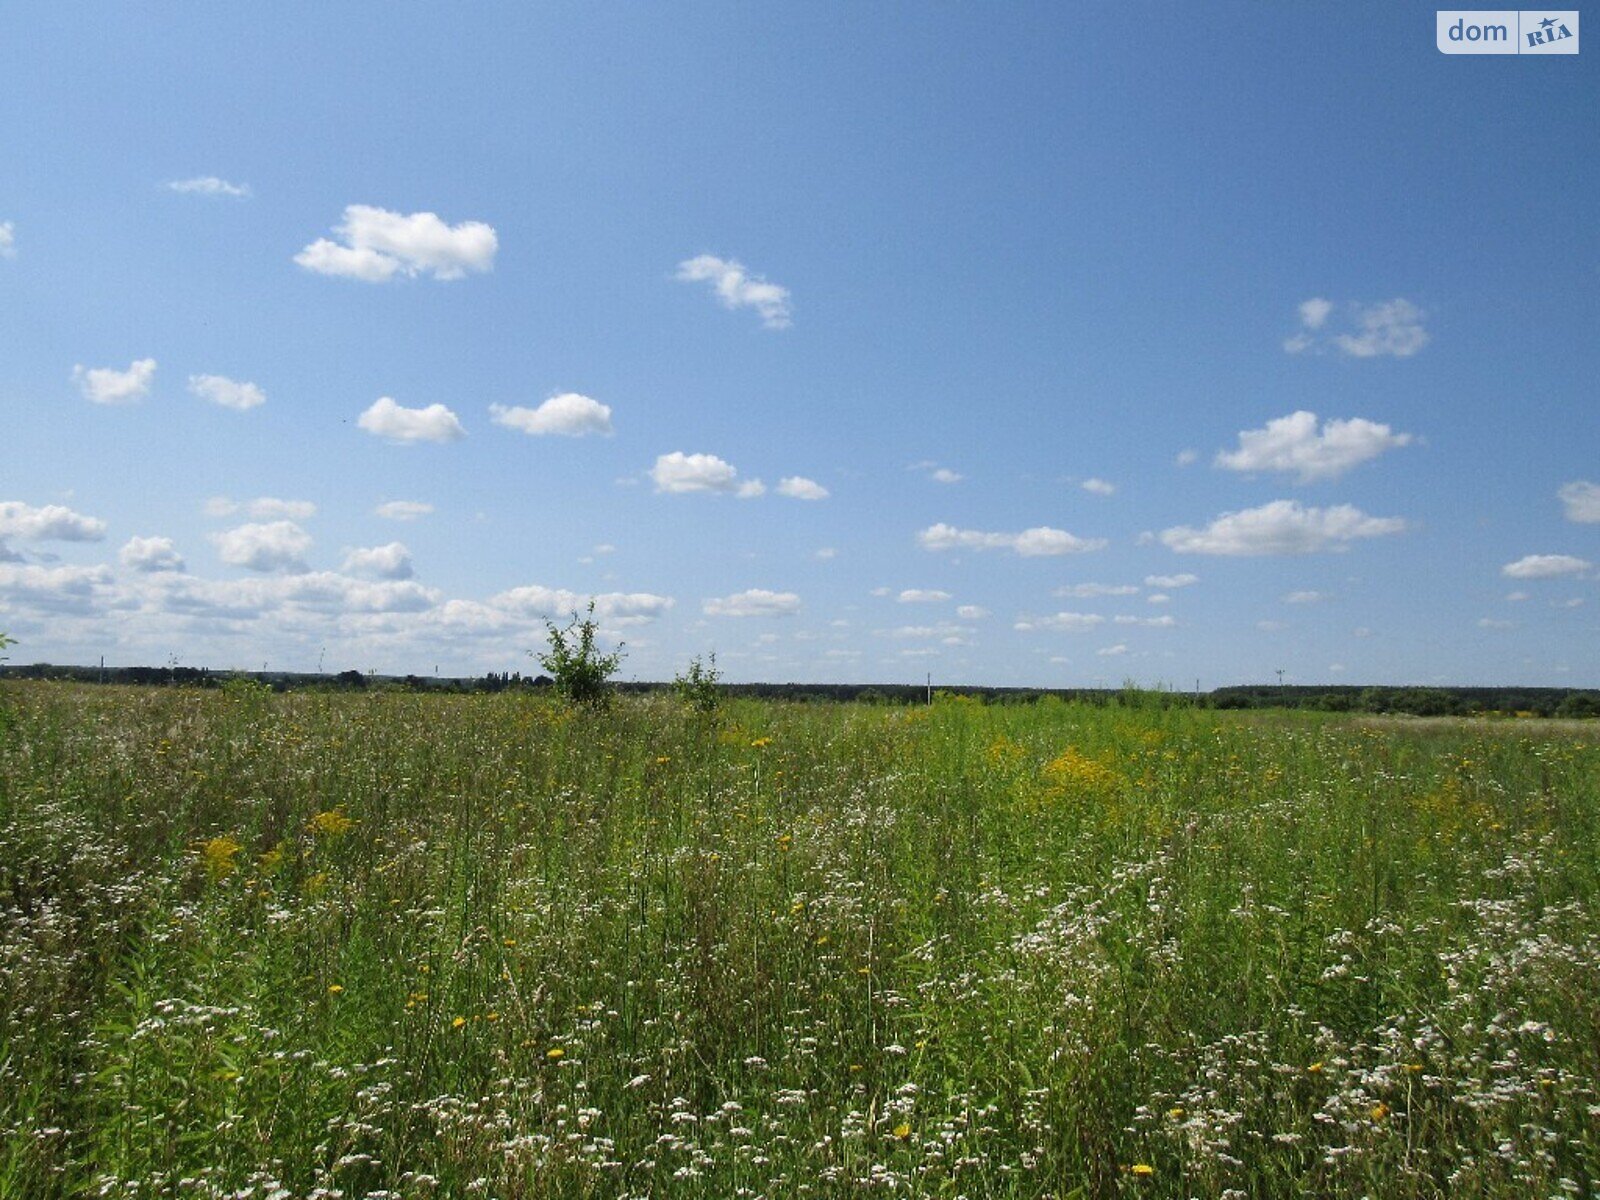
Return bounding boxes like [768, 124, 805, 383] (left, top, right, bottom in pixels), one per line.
[1, 683, 1596, 1198]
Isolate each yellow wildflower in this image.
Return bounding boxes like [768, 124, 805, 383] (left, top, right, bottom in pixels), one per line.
[452, 1016, 466, 1029]
[892, 1123, 911, 1140]
[197, 835, 244, 880]
[308, 808, 357, 837]
[1130, 1163, 1155, 1177]
[547, 1047, 565, 1061]
[326, 984, 344, 995]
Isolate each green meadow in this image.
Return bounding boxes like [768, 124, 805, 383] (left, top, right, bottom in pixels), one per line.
[1, 683, 1597, 1198]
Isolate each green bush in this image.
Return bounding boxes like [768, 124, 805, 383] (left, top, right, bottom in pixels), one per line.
[533, 600, 623, 708]
[673, 653, 722, 713]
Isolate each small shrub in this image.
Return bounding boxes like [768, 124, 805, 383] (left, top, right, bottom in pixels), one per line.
[534, 601, 623, 708]
[674, 653, 722, 713]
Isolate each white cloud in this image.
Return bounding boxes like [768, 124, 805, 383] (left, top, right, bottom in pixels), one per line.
[0, 221, 14, 258]
[1215, 411, 1412, 483]
[1159, 500, 1407, 556]
[167, 176, 251, 198]
[1054, 582, 1138, 598]
[1113, 614, 1176, 628]
[212, 521, 312, 573]
[918, 523, 1106, 557]
[375, 500, 433, 521]
[898, 589, 951, 603]
[490, 393, 613, 437]
[1285, 298, 1429, 358]
[1014, 612, 1105, 633]
[120, 536, 184, 573]
[358, 397, 466, 444]
[73, 358, 156, 405]
[777, 476, 830, 501]
[0, 501, 107, 542]
[238, 497, 315, 520]
[489, 585, 673, 628]
[956, 605, 990, 620]
[931, 468, 963, 484]
[296, 205, 497, 282]
[1298, 297, 1333, 330]
[1145, 573, 1199, 588]
[1335, 300, 1429, 358]
[675, 255, 792, 329]
[1283, 590, 1325, 604]
[188, 374, 266, 411]
[1478, 617, 1515, 630]
[1080, 478, 1116, 496]
[1096, 644, 1128, 657]
[1147, 593, 1170, 604]
[1506, 591, 1530, 602]
[703, 589, 802, 618]
[0, 563, 114, 614]
[649, 451, 763, 497]
[343, 542, 414, 580]
[814, 547, 838, 561]
[1501, 553, 1591, 579]
[1558, 481, 1600, 524]
[1175, 449, 1199, 467]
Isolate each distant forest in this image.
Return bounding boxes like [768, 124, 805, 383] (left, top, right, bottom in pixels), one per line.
[3, 661, 1598, 718]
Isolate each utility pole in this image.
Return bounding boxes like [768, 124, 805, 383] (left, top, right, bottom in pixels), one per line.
[926, 672, 932, 705]
[1276, 668, 1286, 704]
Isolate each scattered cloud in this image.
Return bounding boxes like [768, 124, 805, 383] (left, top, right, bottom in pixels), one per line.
[206, 497, 315, 521]
[0, 501, 107, 543]
[491, 585, 673, 628]
[189, 374, 266, 411]
[814, 547, 838, 561]
[910, 462, 963, 484]
[120, 536, 185, 573]
[212, 521, 312, 574]
[918, 523, 1106, 557]
[0, 221, 14, 258]
[1175, 449, 1199, 467]
[1558, 481, 1600, 524]
[0, 563, 114, 615]
[956, 605, 990, 620]
[703, 589, 802, 618]
[1080, 478, 1116, 496]
[490, 393, 613, 437]
[1113, 614, 1176, 628]
[1147, 593, 1170, 604]
[1283, 590, 1326, 604]
[73, 358, 156, 405]
[1477, 617, 1516, 630]
[358, 397, 466, 444]
[1285, 298, 1428, 358]
[167, 176, 250, 198]
[649, 451, 763, 497]
[1014, 612, 1105, 633]
[1501, 553, 1591, 579]
[375, 500, 433, 521]
[342, 542, 414, 580]
[898, 589, 951, 603]
[675, 255, 792, 329]
[1096, 644, 1129, 657]
[1506, 591, 1530, 602]
[1159, 500, 1407, 556]
[1145, 573, 1199, 589]
[1054, 582, 1139, 598]
[777, 476, 830, 501]
[1216, 411, 1412, 483]
[296, 205, 497, 282]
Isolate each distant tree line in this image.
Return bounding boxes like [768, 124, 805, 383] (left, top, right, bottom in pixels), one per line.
[1, 662, 1596, 717]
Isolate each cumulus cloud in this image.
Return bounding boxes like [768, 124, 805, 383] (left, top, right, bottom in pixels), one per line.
[956, 605, 990, 619]
[296, 205, 497, 282]
[777, 476, 830, 501]
[910, 462, 964, 484]
[1159, 500, 1407, 556]
[343, 542, 414, 580]
[675, 255, 792, 329]
[0, 221, 14, 258]
[204, 496, 315, 521]
[375, 500, 433, 521]
[491, 585, 673, 628]
[1283, 590, 1325, 604]
[358, 397, 465, 444]
[212, 521, 312, 573]
[188, 374, 266, 411]
[1097, 644, 1129, 657]
[1080, 478, 1116, 496]
[120, 536, 185, 572]
[898, 589, 951, 603]
[1145, 573, 1199, 588]
[1215, 411, 1413, 482]
[490, 393, 613, 437]
[1114, 614, 1176, 627]
[167, 176, 250, 198]
[918, 523, 1106, 557]
[1055, 582, 1138, 598]
[1501, 554, 1591, 579]
[1175, 449, 1199, 467]
[1014, 612, 1105, 633]
[0, 563, 114, 615]
[1285, 298, 1429, 358]
[73, 358, 156, 405]
[1558, 481, 1600, 524]
[649, 452, 763, 497]
[0, 501, 107, 542]
[703, 589, 802, 618]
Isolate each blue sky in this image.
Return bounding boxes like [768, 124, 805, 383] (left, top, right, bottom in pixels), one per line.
[2, 3, 1596, 686]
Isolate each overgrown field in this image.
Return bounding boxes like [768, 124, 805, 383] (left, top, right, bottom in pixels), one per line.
[2, 684, 1597, 1199]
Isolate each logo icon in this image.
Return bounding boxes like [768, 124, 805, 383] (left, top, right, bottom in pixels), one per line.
[1437, 10, 1580, 52]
